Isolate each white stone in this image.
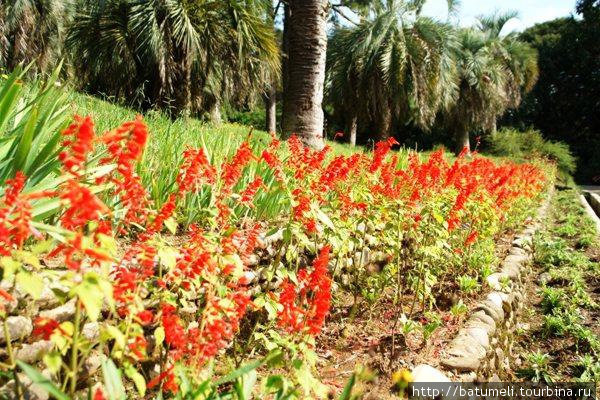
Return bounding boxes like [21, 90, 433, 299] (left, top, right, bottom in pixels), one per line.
[0, 316, 33, 344]
[15, 340, 54, 363]
[411, 364, 451, 382]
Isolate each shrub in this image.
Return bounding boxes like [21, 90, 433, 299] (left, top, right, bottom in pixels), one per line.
[486, 128, 576, 180]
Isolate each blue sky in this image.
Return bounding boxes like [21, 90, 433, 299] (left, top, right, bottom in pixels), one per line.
[421, 0, 576, 32]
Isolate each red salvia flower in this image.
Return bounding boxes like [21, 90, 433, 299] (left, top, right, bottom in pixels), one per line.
[239, 177, 264, 205]
[58, 115, 95, 177]
[33, 317, 63, 340]
[465, 230, 479, 246]
[93, 388, 106, 400]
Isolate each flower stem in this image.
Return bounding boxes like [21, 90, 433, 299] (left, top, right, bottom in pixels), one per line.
[4, 319, 23, 400]
[69, 299, 82, 397]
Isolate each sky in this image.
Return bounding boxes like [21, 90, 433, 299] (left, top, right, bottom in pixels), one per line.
[420, 0, 576, 32]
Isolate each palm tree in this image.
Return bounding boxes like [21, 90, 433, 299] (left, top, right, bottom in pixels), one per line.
[326, 0, 458, 145]
[281, 0, 329, 149]
[445, 12, 538, 153]
[0, 0, 65, 73]
[66, 0, 279, 118]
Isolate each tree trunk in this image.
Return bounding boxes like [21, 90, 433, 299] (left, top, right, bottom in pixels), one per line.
[209, 98, 222, 124]
[264, 83, 277, 134]
[281, 0, 328, 150]
[376, 107, 392, 141]
[455, 127, 470, 155]
[171, 50, 192, 118]
[348, 114, 358, 146]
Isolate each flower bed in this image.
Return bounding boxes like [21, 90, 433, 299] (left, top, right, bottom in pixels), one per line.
[0, 115, 550, 399]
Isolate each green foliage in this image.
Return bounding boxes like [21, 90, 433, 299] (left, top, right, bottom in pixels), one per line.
[486, 128, 576, 180]
[518, 351, 554, 383]
[528, 189, 600, 382]
[66, 0, 279, 118]
[502, 3, 600, 183]
[0, 0, 65, 74]
[326, 0, 458, 140]
[444, 20, 538, 152]
[0, 64, 69, 188]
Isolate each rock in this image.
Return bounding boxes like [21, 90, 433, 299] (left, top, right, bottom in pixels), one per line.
[36, 284, 63, 310]
[39, 298, 76, 322]
[15, 340, 54, 363]
[0, 316, 33, 344]
[0, 371, 52, 400]
[500, 259, 521, 280]
[473, 300, 504, 323]
[441, 334, 486, 372]
[180, 304, 198, 316]
[243, 270, 257, 284]
[516, 322, 530, 332]
[441, 354, 481, 372]
[487, 292, 504, 309]
[411, 364, 450, 382]
[84, 351, 107, 375]
[353, 248, 370, 267]
[260, 229, 283, 247]
[82, 322, 100, 342]
[246, 254, 259, 267]
[496, 292, 515, 314]
[512, 236, 532, 249]
[495, 348, 505, 370]
[464, 327, 490, 349]
[486, 273, 508, 291]
[469, 310, 496, 335]
[509, 246, 528, 257]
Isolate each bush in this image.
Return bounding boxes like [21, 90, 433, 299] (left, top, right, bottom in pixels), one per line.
[486, 128, 576, 181]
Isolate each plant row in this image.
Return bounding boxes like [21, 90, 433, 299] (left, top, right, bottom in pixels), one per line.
[0, 112, 549, 399]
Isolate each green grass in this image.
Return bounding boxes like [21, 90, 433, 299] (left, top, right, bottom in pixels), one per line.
[61, 89, 553, 228]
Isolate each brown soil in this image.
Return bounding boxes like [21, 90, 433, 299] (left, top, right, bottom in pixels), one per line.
[314, 228, 523, 397]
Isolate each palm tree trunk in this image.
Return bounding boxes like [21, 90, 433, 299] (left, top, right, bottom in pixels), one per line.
[209, 98, 222, 124]
[348, 114, 358, 146]
[376, 107, 392, 141]
[171, 51, 192, 118]
[264, 83, 277, 134]
[281, 0, 328, 150]
[455, 127, 470, 155]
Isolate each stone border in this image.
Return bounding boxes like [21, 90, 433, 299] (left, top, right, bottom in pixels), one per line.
[411, 189, 554, 383]
[580, 192, 600, 234]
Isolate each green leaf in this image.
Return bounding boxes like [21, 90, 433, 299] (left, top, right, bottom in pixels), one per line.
[124, 362, 146, 397]
[158, 247, 178, 270]
[216, 350, 281, 385]
[13, 106, 38, 174]
[154, 326, 165, 346]
[102, 359, 126, 400]
[315, 207, 335, 230]
[338, 374, 356, 400]
[16, 270, 44, 299]
[0, 78, 23, 133]
[106, 325, 126, 350]
[0, 257, 20, 279]
[42, 351, 62, 375]
[164, 216, 178, 235]
[240, 370, 257, 399]
[74, 272, 105, 321]
[17, 361, 69, 400]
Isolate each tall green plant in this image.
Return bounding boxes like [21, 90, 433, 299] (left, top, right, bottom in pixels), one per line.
[0, 64, 69, 189]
